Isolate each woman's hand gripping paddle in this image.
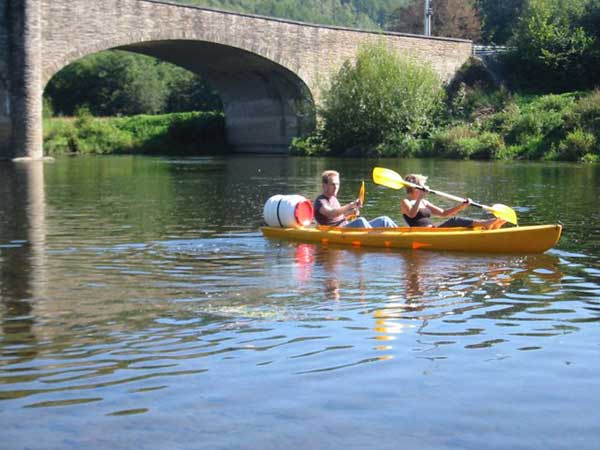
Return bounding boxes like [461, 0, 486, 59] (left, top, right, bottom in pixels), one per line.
[372, 167, 518, 225]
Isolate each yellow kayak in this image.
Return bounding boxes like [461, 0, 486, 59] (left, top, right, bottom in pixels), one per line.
[261, 224, 562, 254]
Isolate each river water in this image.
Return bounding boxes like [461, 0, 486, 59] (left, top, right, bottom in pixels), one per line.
[1, 155, 599, 450]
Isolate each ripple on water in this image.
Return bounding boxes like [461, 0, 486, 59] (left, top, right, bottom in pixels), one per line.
[3, 157, 600, 450]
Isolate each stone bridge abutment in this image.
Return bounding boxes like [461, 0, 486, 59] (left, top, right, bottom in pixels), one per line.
[0, 0, 472, 159]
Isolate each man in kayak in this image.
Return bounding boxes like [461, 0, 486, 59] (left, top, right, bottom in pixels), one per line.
[314, 170, 397, 228]
[401, 174, 505, 229]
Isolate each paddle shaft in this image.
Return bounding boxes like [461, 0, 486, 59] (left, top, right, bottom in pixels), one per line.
[407, 181, 487, 211]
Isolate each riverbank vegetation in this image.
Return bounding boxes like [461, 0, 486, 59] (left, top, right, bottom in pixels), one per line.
[291, 49, 600, 162]
[43, 51, 226, 156]
[44, 110, 227, 156]
[292, 0, 600, 162]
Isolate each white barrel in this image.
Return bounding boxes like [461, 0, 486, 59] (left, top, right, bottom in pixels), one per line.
[263, 194, 314, 228]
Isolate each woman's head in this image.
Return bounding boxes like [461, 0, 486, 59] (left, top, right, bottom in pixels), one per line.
[405, 174, 428, 194]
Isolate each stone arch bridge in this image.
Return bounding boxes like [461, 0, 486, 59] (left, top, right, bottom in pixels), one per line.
[0, 0, 472, 160]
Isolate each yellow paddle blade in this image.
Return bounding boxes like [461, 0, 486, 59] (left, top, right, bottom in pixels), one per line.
[358, 180, 365, 204]
[489, 203, 518, 225]
[347, 180, 367, 222]
[372, 167, 406, 190]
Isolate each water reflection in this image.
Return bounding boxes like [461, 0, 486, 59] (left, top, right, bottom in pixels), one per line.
[290, 240, 568, 349]
[0, 161, 47, 365]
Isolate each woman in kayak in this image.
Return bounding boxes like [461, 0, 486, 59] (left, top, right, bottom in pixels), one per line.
[314, 170, 397, 228]
[401, 174, 505, 229]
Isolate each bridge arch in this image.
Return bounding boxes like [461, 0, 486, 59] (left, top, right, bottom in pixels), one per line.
[47, 37, 315, 153]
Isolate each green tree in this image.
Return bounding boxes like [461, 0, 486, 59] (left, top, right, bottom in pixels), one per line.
[581, 0, 600, 83]
[165, 71, 222, 113]
[320, 43, 443, 154]
[475, 0, 525, 44]
[509, 0, 597, 91]
[178, 0, 381, 28]
[45, 51, 221, 116]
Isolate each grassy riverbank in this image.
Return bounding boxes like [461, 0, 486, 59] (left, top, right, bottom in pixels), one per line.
[292, 78, 600, 162]
[424, 88, 600, 162]
[291, 53, 600, 162]
[43, 110, 228, 156]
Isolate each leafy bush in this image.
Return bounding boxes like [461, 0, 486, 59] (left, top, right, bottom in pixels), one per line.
[505, 109, 563, 146]
[290, 134, 328, 156]
[432, 125, 478, 159]
[495, 144, 523, 160]
[320, 42, 444, 154]
[569, 89, 600, 135]
[556, 128, 597, 161]
[516, 134, 546, 160]
[431, 126, 505, 160]
[531, 93, 576, 112]
[43, 119, 78, 155]
[471, 132, 506, 159]
[482, 102, 521, 134]
[372, 135, 425, 157]
[505, 113, 543, 145]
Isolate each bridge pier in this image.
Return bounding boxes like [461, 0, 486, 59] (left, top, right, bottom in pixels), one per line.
[1, 0, 43, 160]
[210, 70, 313, 153]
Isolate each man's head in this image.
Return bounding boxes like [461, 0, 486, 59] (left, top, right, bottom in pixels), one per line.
[321, 170, 340, 198]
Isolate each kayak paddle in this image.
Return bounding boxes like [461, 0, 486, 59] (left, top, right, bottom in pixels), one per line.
[372, 167, 518, 225]
[347, 180, 365, 221]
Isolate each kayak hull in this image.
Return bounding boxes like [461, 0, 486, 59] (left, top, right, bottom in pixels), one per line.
[261, 224, 562, 254]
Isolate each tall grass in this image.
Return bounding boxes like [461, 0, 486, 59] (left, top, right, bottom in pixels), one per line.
[43, 110, 227, 156]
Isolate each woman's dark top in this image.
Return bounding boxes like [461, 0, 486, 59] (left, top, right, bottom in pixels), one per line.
[403, 209, 432, 227]
[404, 208, 475, 228]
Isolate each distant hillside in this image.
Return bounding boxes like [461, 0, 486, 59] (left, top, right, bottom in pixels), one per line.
[175, 0, 409, 29]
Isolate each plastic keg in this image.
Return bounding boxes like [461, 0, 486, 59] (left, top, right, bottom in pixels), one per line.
[263, 194, 314, 228]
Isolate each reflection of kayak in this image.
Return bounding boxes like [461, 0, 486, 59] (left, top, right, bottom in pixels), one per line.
[261, 224, 563, 254]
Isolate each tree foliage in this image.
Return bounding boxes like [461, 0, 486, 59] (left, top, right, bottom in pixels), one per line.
[387, 0, 482, 41]
[475, 0, 526, 44]
[508, 0, 599, 91]
[45, 51, 221, 117]
[178, 0, 410, 29]
[320, 43, 443, 154]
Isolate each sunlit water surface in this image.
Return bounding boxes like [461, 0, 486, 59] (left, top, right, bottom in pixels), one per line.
[1, 156, 599, 450]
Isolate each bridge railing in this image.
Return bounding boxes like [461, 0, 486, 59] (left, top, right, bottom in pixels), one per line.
[473, 45, 509, 56]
